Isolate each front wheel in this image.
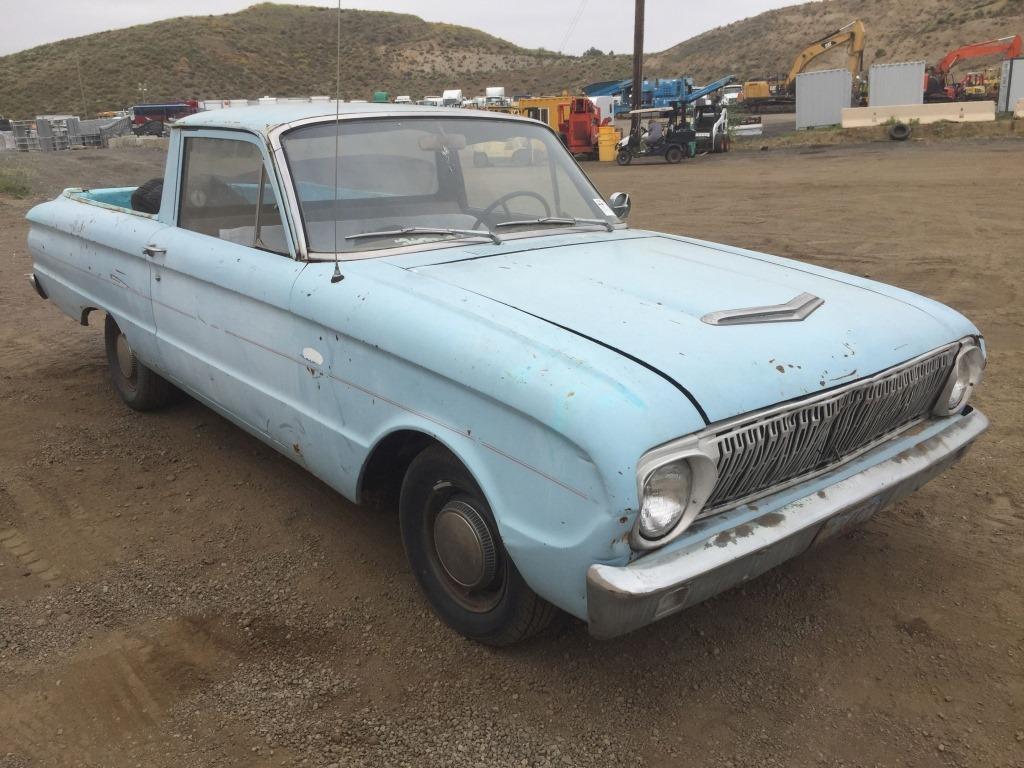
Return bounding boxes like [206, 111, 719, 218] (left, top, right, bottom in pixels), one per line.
[104, 314, 173, 411]
[615, 149, 632, 166]
[399, 445, 557, 646]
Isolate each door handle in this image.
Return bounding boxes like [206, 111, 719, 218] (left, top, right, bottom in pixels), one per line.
[143, 245, 167, 258]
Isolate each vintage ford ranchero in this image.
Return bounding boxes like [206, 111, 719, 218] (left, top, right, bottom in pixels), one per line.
[27, 104, 988, 644]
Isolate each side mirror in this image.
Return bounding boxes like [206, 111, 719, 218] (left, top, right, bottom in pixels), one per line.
[608, 192, 631, 220]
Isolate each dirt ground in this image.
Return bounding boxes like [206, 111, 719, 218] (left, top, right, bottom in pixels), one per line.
[1, 140, 1022, 768]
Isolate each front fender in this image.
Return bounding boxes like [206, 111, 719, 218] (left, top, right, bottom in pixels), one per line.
[356, 409, 629, 621]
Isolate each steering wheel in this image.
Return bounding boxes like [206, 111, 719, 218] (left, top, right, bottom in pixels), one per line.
[473, 190, 551, 228]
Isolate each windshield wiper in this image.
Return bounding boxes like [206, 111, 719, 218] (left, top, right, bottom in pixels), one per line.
[495, 216, 614, 232]
[345, 226, 501, 245]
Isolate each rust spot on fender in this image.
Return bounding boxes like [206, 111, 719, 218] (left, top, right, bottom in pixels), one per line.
[756, 512, 785, 527]
[292, 443, 302, 456]
[711, 524, 754, 547]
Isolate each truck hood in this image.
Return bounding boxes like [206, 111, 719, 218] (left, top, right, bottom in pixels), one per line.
[409, 233, 967, 423]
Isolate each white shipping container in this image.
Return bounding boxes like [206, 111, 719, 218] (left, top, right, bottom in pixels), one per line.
[796, 68, 853, 129]
[869, 61, 925, 107]
[997, 58, 1024, 112]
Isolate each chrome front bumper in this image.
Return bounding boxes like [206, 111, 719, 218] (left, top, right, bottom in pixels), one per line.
[586, 409, 988, 639]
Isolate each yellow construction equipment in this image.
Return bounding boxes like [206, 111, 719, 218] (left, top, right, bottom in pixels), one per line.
[517, 94, 573, 133]
[742, 20, 866, 110]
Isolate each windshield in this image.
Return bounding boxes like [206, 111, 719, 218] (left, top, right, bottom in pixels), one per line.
[281, 116, 619, 255]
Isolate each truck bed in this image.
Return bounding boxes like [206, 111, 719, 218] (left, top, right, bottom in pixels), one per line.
[67, 187, 152, 216]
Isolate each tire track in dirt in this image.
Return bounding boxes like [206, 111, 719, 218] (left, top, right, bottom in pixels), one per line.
[0, 618, 236, 763]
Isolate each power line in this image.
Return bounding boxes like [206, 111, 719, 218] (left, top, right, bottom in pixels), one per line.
[558, 0, 588, 54]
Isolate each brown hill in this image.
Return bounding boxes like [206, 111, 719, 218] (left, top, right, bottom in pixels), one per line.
[0, 3, 631, 118]
[1, 1, 1022, 119]
[648, 0, 1024, 82]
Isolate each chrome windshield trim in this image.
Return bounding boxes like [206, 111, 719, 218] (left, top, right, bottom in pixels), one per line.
[345, 226, 501, 245]
[701, 292, 825, 326]
[302, 225, 630, 261]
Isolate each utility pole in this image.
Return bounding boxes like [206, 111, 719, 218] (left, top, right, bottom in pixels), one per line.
[75, 55, 88, 117]
[631, 0, 645, 137]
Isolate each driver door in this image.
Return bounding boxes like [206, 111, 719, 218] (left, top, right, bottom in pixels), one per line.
[148, 130, 308, 450]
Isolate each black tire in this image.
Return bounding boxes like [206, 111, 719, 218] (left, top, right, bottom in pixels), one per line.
[615, 149, 632, 166]
[104, 314, 173, 411]
[130, 178, 163, 214]
[399, 445, 557, 646]
[888, 122, 912, 141]
[664, 145, 683, 164]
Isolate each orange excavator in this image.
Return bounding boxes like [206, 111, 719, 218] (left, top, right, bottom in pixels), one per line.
[925, 35, 1023, 102]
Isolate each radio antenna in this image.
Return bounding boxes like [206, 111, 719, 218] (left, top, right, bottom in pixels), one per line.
[330, 0, 344, 283]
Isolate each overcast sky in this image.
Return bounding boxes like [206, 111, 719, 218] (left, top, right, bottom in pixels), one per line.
[0, 0, 813, 56]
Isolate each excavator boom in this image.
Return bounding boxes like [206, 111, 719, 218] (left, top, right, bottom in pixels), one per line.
[784, 19, 866, 90]
[935, 35, 1023, 74]
[741, 19, 865, 108]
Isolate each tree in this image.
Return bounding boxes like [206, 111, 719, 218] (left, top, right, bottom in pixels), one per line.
[582, 46, 604, 57]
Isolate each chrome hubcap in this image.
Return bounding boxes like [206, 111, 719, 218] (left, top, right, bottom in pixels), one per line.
[115, 333, 136, 380]
[433, 500, 497, 590]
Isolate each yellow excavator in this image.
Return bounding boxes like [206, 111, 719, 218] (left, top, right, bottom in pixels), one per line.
[742, 20, 866, 110]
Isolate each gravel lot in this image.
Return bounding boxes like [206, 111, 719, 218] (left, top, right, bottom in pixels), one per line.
[1, 139, 1022, 767]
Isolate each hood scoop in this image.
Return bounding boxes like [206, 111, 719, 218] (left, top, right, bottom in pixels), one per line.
[701, 292, 824, 326]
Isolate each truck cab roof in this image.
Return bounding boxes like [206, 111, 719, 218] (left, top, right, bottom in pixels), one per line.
[175, 102, 519, 137]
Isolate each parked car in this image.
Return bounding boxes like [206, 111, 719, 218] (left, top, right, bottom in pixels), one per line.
[26, 103, 988, 645]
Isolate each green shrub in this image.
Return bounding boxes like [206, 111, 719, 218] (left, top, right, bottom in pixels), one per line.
[0, 167, 31, 198]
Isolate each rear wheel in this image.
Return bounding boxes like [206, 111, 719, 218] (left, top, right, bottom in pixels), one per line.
[664, 145, 683, 164]
[104, 314, 172, 411]
[399, 445, 557, 646]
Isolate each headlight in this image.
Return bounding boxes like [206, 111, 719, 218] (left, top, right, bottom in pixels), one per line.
[638, 461, 692, 540]
[934, 338, 985, 416]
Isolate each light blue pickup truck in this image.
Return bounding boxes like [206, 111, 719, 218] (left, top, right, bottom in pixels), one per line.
[26, 104, 987, 645]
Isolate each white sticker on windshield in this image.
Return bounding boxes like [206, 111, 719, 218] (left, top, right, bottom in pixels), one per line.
[593, 198, 614, 216]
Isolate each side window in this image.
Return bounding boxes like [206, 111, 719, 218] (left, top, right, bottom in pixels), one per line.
[179, 137, 289, 255]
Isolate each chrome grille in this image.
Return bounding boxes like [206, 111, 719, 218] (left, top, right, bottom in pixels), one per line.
[705, 345, 958, 510]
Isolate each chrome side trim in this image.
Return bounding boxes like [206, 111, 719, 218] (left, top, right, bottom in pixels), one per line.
[701, 292, 824, 326]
